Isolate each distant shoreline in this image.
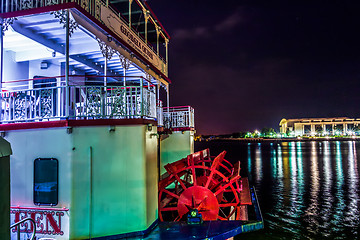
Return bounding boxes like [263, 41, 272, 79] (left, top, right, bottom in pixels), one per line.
[198, 137, 360, 142]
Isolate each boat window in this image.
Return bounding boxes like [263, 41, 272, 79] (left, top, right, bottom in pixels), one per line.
[34, 158, 58, 205]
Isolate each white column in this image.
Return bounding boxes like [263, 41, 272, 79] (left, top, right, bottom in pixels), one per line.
[156, 27, 160, 54]
[166, 85, 169, 110]
[65, 10, 70, 118]
[310, 124, 315, 134]
[344, 123, 347, 134]
[144, 10, 149, 43]
[0, 22, 3, 91]
[0, 23, 3, 121]
[104, 57, 107, 87]
[129, 0, 133, 28]
[157, 80, 160, 105]
[165, 39, 169, 75]
[302, 124, 305, 136]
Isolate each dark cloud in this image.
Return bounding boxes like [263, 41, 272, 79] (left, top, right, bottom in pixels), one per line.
[172, 27, 210, 40]
[214, 8, 245, 32]
[173, 8, 245, 40]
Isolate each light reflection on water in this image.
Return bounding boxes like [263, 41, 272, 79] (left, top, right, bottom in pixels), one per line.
[255, 143, 263, 185]
[195, 140, 360, 239]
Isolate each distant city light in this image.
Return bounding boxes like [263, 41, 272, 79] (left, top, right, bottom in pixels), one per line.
[347, 131, 355, 136]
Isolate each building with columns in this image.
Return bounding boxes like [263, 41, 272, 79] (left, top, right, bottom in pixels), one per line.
[279, 117, 360, 136]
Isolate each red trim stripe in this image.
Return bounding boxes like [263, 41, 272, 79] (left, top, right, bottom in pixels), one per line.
[170, 127, 195, 132]
[11, 206, 69, 211]
[0, 119, 157, 131]
[0, 2, 77, 18]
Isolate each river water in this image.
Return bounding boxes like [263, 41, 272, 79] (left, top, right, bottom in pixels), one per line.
[195, 140, 360, 239]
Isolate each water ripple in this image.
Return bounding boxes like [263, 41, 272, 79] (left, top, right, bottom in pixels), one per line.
[196, 140, 360, 239]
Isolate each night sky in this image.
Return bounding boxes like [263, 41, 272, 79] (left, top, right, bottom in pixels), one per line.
[149, 0, 360, 135]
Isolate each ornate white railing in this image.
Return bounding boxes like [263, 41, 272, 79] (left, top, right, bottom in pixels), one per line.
[163, 106, 194, 129]
[1, 77, 157, 122]
[73, 85, 156, 119]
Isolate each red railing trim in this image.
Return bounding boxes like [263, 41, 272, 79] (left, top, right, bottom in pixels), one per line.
[11, 206, 69, 211]
[0, 119, 158, 131]
[164, 106, 192, 109]
[2, 75, 152, 84]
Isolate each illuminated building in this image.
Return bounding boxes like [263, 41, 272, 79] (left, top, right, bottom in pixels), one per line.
[279, 117, 360, 136]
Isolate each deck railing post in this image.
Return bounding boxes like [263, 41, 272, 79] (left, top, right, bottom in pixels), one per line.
[0, 21, 3, 122]
[140, 77, 143, 117]
[65, 9, 70, 118]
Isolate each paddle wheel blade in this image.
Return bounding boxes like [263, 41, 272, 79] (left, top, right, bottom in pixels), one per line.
[158, 149, 252, 222]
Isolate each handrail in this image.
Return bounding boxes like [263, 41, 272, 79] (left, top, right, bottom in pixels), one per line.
[1, 84, 157, 122]
[163, 106, 195, 129]
[10, 217, 36, 240]
[2, 75, 154, 85]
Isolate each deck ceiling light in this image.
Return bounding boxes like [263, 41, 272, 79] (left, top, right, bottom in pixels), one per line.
[40, 61, 49, 69]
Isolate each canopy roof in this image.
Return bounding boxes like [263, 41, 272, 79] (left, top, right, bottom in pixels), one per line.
[3, 9, 168, 85]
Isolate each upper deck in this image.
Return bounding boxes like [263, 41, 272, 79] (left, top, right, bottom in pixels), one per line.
[0, 0, 169, 79]
[0, 0, 195, 130]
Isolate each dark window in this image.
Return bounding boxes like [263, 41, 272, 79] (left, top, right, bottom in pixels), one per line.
[34, 158, 58, 205]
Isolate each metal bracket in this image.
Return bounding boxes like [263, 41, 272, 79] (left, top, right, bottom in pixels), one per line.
[97, 38, 116, 60]
[51, 10, 78, 37]
[66, 127, 73, 134]
[1, 18, 17, 35]
[118, 53, 131, 70]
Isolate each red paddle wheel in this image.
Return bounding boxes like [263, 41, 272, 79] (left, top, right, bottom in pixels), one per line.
[159, 149, 252, 222]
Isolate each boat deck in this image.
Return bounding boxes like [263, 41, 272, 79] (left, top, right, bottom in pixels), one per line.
[124, 187, 264, 240]
[137, 220, 264, 240]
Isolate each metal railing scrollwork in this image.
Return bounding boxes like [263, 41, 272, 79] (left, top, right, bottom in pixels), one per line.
[10, 217, 36, 240]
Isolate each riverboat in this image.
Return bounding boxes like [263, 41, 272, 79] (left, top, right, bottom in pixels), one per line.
[0, 0, 263, 239]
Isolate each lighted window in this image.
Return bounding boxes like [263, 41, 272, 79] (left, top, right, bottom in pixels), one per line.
[34, 158, 58, 205]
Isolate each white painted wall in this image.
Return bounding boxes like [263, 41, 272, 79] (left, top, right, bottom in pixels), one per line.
[3, 51, 29, 89]
[5, 128, 72, 240]
[29, 59, 61, 79]
[6, 124, 159, 240]
[3, 51, 62, 90]
[160, 130, 194, 175]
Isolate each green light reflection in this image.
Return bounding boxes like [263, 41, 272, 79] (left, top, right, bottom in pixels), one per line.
[346, 141, 359, 225]
[333, 141, 345, 229]
[320, 141, 332, 230]
[255, 143, 262, 185]
[270, 143, 277, 179]
[247, 143, 252, 182]
[295, 141, 304, 216]
[305, 141, 320, 234]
